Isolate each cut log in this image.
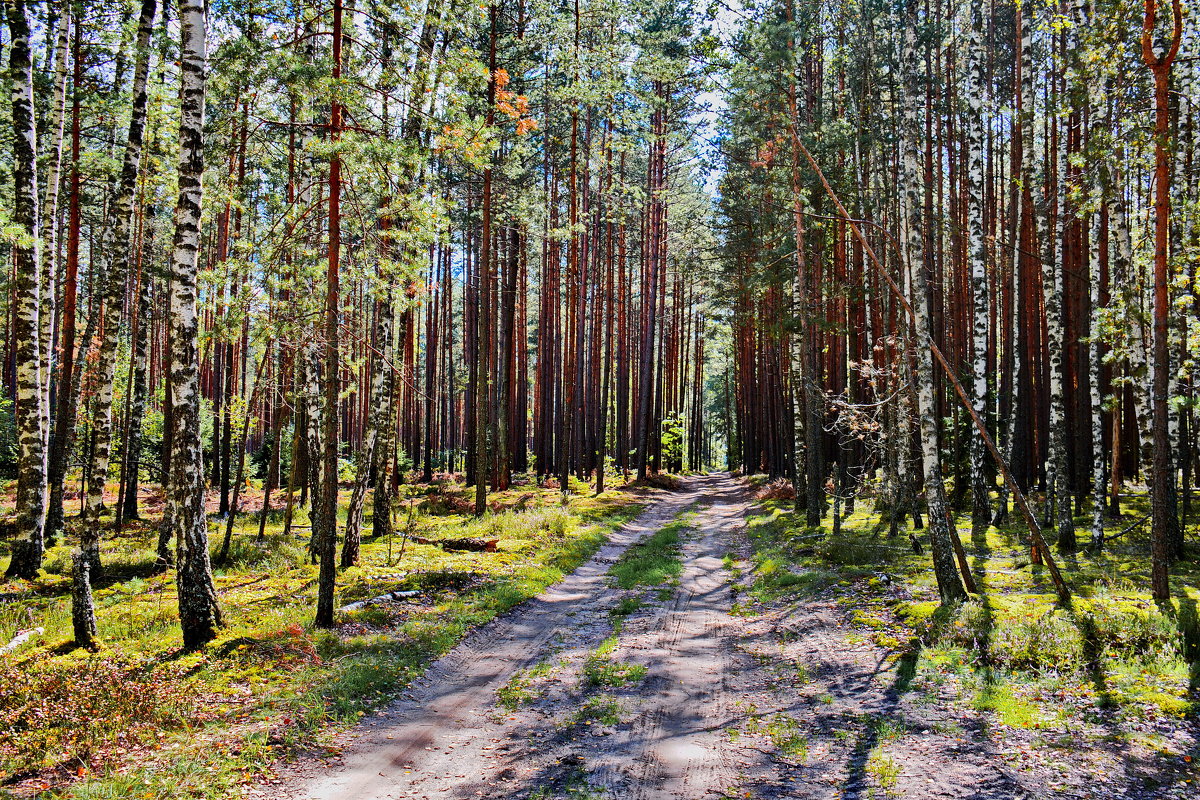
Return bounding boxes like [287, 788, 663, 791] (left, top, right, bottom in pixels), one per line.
[410, 536, 499, 552]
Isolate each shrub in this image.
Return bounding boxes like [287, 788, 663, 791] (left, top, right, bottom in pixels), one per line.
[754, 478, 795, 502]
[0, 654, 197, 778]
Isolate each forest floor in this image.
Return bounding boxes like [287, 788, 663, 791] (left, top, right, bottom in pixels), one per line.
[271, 473, 1200, 800]
[3, 473, 1200, 799]
[0, 476, 656, 799]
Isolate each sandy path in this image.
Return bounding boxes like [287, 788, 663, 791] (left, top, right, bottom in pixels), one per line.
[276, 476, 717, 800]
[271, 473, 1200, 800]
[587, 477, 760, 798]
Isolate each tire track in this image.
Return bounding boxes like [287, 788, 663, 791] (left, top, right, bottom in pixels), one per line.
[274, 481, 703, 800]
[596, 476, 766, 799]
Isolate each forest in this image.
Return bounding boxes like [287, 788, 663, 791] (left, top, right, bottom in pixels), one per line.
[0, 0, 1199, 797]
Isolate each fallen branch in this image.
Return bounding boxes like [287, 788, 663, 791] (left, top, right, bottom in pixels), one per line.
[790, 132, 1072, 604]
[1104, 514, 1151, 543]
[339, 590, 420, 613]
[1, 627, 43, 655]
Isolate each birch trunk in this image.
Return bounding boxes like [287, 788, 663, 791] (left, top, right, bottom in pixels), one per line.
[995, 0, 1028, 525]
[118, 217, 156, 525]
[40, 5, 70, 457]
[344, 291, 394, 567]
[1088, 200, 1105, 549]
[372, 322, 396, 539]
[170, 0, 222, 649]
[4, 0, 50, 580]
[303, 342, 324, 560]
[1047, 88, 1075, 552]
[46, 19, 84, 546]
[1084, 0, 1107, 550]
[80, 0, 157, 568]
[900, 6, 965, 603]
[963, 1, 990, 525]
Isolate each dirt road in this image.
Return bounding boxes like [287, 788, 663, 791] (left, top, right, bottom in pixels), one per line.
[278, 474, 760, 800]
[272, 473, 1195, 799]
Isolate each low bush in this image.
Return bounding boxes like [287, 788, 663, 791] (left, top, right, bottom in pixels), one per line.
[0, 654, 197, 778]
[754, 478, 795, 502]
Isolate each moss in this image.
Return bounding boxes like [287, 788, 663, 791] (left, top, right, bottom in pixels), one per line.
[0, 480, 645, 795]
[971, 680, 1045, 728]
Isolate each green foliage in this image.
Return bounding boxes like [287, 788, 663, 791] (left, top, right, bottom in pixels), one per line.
[582, 636, 646, 688]
[0, 481, 645, 794]
[0, 387, 19, 473]
[611, 596, 645, 618]
[570, 695, 623, 727]
[743, 713, 807, 760]
[659, 414, 684, 469]
[865, 751, 901, 798]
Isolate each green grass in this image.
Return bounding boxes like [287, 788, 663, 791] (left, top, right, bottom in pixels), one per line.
[738, 482, 1200, 777]
[607, 516, 688, 590]
[582, 635, 646, 688]
[0, 478, 646, 797]
[497, 658, 560, 710]
[971, 679, 1044, 728]
[570, 694, 623, 727]
[866, 751, 901, 798]
[610, 596, 644, 618]
[528, 764, 610, 799]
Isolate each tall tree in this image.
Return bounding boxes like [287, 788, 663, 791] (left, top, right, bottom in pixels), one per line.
[899, 2, 966, 604]
[80, 0, 158, 572]
[315, 0, 346, 627]
[1143, 0, 1183, 601]
[4, 0, 50, 580]
[170, 0, 223, 649]
[963, 0, 990, 526]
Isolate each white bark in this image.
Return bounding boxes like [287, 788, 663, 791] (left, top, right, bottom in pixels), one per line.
[4, 0, 49, 580]
[1088, 203, 1105, 548]
[81, 0, 157, 569]
[40, 5, 70, 461]
[998, 0, 1035, 523]
[170, 0, 221, 649]
[963, 0, 991, 525]
[900, 5, 965, 602]
[344, 290, 395, 566]
[1109, 165, 1152, 473]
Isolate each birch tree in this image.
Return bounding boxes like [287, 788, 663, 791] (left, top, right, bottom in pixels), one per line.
[899, 3, 965, 603]
[963, 0, 990, 526]
[1042, 23, 1074, 551]
[80, 0, 158, 573]
[170, 0, 222, 649]
[4, 0, 50, 581]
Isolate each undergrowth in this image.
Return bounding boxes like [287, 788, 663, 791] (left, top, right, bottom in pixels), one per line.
[0, 479, 648, 797]
[740, 484, 1200, 735]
